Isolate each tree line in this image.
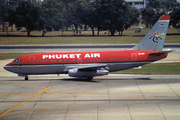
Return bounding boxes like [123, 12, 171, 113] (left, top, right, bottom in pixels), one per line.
[0, 0, 180, 36]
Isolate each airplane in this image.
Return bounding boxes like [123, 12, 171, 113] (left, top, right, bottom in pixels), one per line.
[4, 15, 171, 80]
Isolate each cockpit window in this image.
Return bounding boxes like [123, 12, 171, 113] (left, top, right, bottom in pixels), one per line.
[13, 59, 22, 63]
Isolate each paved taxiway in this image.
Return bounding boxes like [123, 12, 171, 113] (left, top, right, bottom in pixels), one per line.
[0, 59, 180, 120]
[1, 44, 180, 53]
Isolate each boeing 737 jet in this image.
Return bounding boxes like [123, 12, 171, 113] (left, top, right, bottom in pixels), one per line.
[4, 15, 171, 80]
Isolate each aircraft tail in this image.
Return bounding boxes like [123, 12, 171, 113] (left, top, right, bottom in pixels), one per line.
[131, 15, 170, 51]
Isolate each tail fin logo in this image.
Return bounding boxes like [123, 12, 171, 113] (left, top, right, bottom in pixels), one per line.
[148, 31, 164, 43]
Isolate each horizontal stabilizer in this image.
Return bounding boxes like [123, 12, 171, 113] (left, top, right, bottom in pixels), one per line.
[149, 49, 173, 56]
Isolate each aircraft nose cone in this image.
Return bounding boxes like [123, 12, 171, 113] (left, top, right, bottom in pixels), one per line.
[4, 64, 15, 73]
[4, 65, 10, 72]
[4, 65, 17, 74]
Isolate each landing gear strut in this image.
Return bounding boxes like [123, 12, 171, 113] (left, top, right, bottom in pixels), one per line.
[87, 76, 93, 80]
[25, 76, 28, 80]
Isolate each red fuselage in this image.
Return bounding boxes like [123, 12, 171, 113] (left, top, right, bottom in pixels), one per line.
[5, 50, 167, 78]
[6, 50, 167, 66]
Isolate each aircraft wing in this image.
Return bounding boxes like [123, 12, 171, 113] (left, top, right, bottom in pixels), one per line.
[78, 64, 109, 71]
[64, 64, 109, 72]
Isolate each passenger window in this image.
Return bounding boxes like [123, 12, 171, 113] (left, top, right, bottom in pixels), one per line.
[43, 60, 44, 62]
[54, 60, 56, 62]
[37, 60, 39, 63]
[40, 60, 42, 62]
[51, 60, 53, 62]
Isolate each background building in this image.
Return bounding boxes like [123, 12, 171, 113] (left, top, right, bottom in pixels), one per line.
[125, 0, 147, 10]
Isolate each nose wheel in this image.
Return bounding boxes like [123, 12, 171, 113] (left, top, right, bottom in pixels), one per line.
[25, 76, 28, 80]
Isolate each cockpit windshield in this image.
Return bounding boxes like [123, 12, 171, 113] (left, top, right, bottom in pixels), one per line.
[13, 59, 22, 63]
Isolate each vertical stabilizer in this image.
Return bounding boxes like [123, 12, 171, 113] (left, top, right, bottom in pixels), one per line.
[131, 15, 170, 51]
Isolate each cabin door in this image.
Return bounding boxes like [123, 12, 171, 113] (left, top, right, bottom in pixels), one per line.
[29, 56, 35, 67]
[131, 53, 137, 62]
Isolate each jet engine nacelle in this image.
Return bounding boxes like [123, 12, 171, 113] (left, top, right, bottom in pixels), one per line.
[68, 68, 108, 77]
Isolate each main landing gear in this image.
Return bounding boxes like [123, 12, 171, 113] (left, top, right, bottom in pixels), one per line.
[87, 76, 93, 81]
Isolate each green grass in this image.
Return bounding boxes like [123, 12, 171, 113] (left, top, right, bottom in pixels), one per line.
[0, 27, 180, 45]
[113, 63, 180, 75]
[0, 53, 35, 60]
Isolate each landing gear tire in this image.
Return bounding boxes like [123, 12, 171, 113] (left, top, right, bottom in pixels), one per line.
[25, 76, 28, 80]
[87, 76, 93, 81]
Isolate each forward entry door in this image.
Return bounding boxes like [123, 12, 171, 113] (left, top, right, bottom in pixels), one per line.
[29, 56, 35, 67]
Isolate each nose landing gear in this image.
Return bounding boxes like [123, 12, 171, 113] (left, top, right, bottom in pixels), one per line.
[18, 74, 29, 80]
[25, 76, 28, 80]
